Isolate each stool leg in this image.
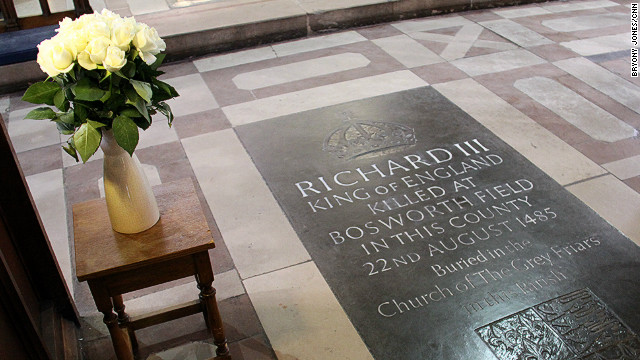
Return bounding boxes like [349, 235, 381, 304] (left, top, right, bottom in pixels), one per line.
[113, 295, 139, 352]
[89, 282, 134, 360]
[194, 253, 229, 357]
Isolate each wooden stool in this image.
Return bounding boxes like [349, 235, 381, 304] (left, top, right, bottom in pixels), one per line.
[74, 179, 229, 360]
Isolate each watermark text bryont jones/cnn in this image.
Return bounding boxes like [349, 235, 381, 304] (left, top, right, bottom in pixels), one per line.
[632, 3, 638, 77]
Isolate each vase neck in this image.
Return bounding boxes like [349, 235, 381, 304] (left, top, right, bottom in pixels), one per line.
[100, 129, 129, 157]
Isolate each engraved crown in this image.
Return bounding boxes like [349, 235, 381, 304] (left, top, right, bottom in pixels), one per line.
[323, 112, 417, 159]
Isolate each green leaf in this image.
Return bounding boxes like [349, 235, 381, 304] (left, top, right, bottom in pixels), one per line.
[121, 61, 136, 78]
[73, 122, 101, 163]
[24, 107, 56, 120]
[62, 144, 79, 162]
[100, 89, 112, 103]
[54, 89, 69, 112]
[130, 80, 152, 103]
[87, 119, 107, 129]
[112, 115, 139, 156]
[125, 88, 150, 122]
[74, 105, 88, 123]
[133, 117, 151, 130]
[153, 78, 179, 98]
[56, 121, 75, 135]
[22, 81, 59, 105]
[150, 54, 166, 71]
[73, 78, 107, 102]
[120, 108, 142, 118]
[58, 111, 75, 124]
[157, 102, 174, 127]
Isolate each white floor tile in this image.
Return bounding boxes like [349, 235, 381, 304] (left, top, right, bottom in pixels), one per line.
[243, 261, 374, 360]
[514, 76, 637, 142]
[450, 49, 546, 77]
[7, 106, 61, 153]
[372, 35, 443, 67]
[147, 342, 217, 360]
[222, 70, 427, 125]
[560, 33, 630, 56]
[272, 31, 367, 57]
[25, 169, 72, 296]
[554, 57, 640, 114]
[433, 78, 606, 185]
[232, 53, 371, 90]
[480, 19, 553, 47]
[542, 13, 627, 32]
[138, 118, 180, 148]
[567, 175, 640, 245]
[194, 47, 277, 72]
[602, 155, 640, 180]
[182, 129, 311, 279]
[164, 74, 219, 117]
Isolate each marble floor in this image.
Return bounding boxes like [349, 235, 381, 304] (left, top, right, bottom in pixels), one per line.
[2, 0, 640, 358]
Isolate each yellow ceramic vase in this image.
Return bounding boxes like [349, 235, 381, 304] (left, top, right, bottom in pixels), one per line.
[100, 129, 159, 234]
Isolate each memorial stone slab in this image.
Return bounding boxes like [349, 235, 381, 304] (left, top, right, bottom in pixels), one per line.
[235, 87, 640, 359]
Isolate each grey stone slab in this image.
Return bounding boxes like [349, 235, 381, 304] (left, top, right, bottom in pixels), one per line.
[235, 87, 640, 359]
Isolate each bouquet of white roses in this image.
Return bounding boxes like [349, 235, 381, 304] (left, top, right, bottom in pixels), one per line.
[22, 9, 179, 162]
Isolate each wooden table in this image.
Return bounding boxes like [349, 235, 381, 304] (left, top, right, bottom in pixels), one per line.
[74, 179, 229, 360]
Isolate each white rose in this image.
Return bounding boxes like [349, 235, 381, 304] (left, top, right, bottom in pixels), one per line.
[78, 51, 97, 70]
[111, 17, 137, 51]
[57, 30, 87, 54]
[85, 36, 111, 65]
[36, 38, 76, 77]
[75, 13, 97, 31]
[103, 46, 127, 72]
[86, 18, 111, 40]
[57, 17, 75, 34]
[133, 24, 165, 65]
[100, 9, 121, 25]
